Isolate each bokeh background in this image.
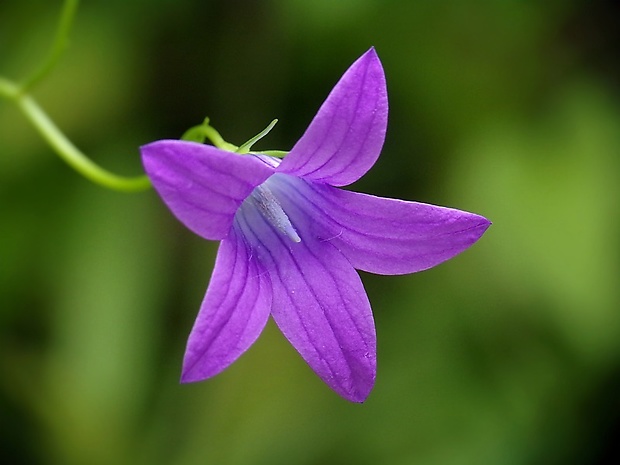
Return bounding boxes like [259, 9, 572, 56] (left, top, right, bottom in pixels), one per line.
[1, 1, 619, 464]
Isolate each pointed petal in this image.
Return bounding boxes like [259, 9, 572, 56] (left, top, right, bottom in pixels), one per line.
[271, 174, 491, 275]
[235, 200, 376, 403]
[141, 140, 275, 240]
[278, 48, 388, 187]
[181, 227, 272, 382]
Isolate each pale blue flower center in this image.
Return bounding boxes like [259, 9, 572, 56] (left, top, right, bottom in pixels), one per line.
[248, 182, 301, 243]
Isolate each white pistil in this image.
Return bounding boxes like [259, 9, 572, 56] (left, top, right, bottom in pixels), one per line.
[250, 184, 301, 243]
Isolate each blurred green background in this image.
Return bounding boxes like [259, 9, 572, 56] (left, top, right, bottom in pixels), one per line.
[1, 1, 619, 464]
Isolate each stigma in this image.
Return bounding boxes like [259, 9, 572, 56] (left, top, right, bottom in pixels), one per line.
[249, 183, 301, 243]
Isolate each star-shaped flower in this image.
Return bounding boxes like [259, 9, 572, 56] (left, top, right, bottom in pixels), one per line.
[141, 48, 490, 402]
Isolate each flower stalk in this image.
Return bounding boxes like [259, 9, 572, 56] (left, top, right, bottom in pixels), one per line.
[20, 0, 80, 93]
[0, 0, 150, 192]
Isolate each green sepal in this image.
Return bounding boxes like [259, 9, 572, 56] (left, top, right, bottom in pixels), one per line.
[236, 119, 278, 154]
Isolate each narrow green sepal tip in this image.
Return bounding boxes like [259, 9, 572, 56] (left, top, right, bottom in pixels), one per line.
[236, 119, 278, 154]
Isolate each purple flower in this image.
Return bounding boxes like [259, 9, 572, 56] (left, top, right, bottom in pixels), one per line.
[141, 48, 490, 402]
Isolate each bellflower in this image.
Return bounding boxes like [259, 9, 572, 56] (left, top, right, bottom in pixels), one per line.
[141, 48, 490, 402]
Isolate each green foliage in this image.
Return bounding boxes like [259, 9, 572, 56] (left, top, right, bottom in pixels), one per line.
[1, 1, 618, 464]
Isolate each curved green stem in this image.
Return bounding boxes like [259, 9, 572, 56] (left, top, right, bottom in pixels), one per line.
[1, 77, 150, 192]
[0, 77, 18, 99]
[20, 0, 80, 92]
[181, 117, 239, 151]
[1, 0, 148, 192]
[18, 93, 150, 192]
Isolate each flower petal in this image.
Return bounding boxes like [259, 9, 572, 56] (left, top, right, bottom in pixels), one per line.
[181, 227, 272, 382]
[236, 199, 376, 403]
[277, 48, 388, 187]
[141, 140, 275, 240]
[271, 174, 491, 275]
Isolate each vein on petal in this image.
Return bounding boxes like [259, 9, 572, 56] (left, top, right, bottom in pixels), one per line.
[162, 152, 257, 199]
[236, 206, 346, 384]
[239, 201, 374, 397]
[300, 59, 373, 182]
[183, 231, 259, 378]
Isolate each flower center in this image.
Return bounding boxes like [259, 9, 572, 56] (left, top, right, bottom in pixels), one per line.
[249, 183, 301, 243]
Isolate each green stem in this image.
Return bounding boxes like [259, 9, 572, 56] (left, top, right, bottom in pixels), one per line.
[0, 77, 18, 99]
[0, 1, 149, 192]
[0, 78, 150, 192]
[20, 0, 80, 92]
[19, 94, 150, 192]
[181, 117, 238, 151]
[202, 124, 238, 151]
